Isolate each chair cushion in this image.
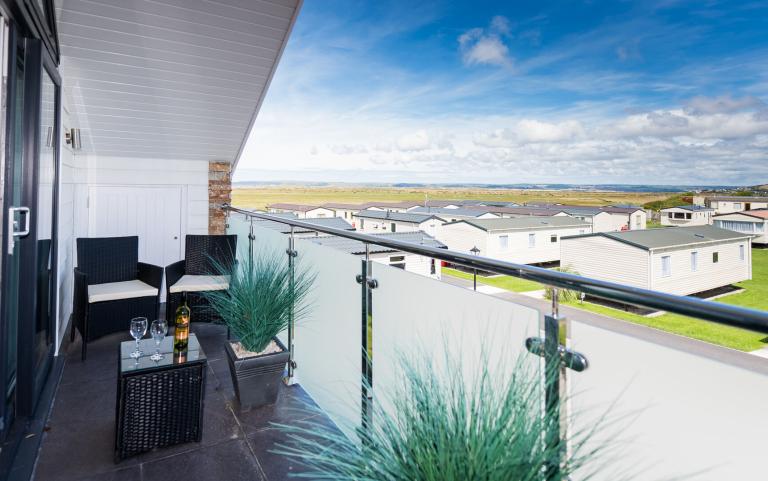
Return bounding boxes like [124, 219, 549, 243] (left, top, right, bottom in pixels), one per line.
[88, 280, 159, 303]
[169, 275, 230, 294]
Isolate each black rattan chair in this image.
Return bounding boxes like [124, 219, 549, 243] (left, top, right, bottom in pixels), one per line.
[71, 236, 163, 360]
[165, 235, 237, 323]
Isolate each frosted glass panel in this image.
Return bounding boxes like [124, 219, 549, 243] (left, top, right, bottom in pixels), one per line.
[293, 238, 363, 438]
[226, 213, 251, 260]
[251, 222, 292, 345]
[373, 264, 540, 415]
[570, 320, 768, 480]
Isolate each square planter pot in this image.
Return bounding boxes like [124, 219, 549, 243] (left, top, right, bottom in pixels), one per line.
[224, 337, 290, 411]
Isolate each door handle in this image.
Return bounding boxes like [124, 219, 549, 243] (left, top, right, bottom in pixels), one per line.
[7, 206, 30, 254]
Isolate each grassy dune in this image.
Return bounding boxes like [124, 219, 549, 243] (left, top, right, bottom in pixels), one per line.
[232, 185, 671, 210]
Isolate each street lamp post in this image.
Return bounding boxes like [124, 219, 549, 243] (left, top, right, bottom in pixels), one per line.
[470, 246, 480, 291]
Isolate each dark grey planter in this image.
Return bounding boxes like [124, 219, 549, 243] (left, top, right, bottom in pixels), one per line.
[224, 337, 290, 411]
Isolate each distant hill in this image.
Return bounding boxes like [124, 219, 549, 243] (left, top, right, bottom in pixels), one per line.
[234, 181, 742, 194]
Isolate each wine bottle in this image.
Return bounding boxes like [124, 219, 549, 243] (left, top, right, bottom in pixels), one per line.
[174, 291, 190, 352]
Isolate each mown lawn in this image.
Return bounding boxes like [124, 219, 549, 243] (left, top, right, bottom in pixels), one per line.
[443, 267, 543, 292]
[570, 250, 768, 351]
[565, 300, 767, 352]
[446, 250, 768, 352]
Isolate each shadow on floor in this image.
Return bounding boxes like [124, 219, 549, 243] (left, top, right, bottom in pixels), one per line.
[32, 323, 334, 481]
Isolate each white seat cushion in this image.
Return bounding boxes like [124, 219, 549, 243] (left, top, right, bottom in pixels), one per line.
[88, 280, 158, 303]
[169, 275, 230, 294]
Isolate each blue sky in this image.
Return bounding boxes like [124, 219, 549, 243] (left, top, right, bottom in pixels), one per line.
[237, 0, 768, 185]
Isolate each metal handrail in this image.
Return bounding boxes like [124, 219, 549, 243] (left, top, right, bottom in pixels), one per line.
[224, 205, 768, 334]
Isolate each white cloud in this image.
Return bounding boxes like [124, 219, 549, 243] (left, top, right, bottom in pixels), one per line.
[458, 17, 513, 67]
[685, 94, 765, 115]
[329, 143, 368, 155]
[474, 119, 585, 146]
[490, 15, 512, 36]
[396, 130, 431, 151]
[238, 94, 768, 185]
[608, 109, 768, 140]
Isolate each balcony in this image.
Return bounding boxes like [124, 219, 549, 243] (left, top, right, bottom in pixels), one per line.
[20, 207, 768, 480]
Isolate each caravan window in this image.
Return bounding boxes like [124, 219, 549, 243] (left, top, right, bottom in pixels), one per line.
[528, 233, 536, 248]
[661, 256, 671, 277]
[499, 235, 509, 249]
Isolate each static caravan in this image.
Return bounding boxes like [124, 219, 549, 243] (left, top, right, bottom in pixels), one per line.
[705, 196, 768, 215]
[714, 210, 768, 244]
[364, 201, 422, 213]
[254, 217, 355, 238]
[354, 210, 445, 237]
[661, 206, 714, 226]
[307, 231, 446, 280]
[470, 206, 570, 218]
[267, 203, 336, 219]
[560, 226, 752, 296]
[600, 206, 647, 230]
[322, 203, 365, 226]
[409, 206, 500, 222]
[436, 217, 591, 265]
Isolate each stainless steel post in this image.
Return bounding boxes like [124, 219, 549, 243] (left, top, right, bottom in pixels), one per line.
[284, 225, 298, 385]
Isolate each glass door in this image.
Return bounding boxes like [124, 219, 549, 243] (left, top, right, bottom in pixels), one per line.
[0, 19, 27, 440]
[31, 55, 58, 396]
[0, 23, 60, 441]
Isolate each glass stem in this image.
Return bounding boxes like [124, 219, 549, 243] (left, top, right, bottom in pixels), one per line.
[136, 339, 140, 353]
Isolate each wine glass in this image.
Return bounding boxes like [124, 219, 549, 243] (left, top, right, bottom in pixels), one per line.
[129, 317, 148, 359]
[150, 319, 168, 362]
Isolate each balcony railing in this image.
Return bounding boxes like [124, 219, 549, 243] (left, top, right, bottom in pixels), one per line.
[224, 205, 768, 480]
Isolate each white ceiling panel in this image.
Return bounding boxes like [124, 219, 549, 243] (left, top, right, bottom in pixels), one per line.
[57, 0, 301, 163]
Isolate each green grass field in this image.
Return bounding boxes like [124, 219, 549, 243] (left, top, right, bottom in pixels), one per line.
[444, 250, 768, 352]
[443, 267, 543, 292]
[232, 186, 670, 211]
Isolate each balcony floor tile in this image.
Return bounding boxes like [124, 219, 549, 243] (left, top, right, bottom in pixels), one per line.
[32, 323, 334, 481]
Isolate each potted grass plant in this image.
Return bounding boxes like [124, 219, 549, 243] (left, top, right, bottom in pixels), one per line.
[273, 350, 610, 480]
[202, 252, 314, 411]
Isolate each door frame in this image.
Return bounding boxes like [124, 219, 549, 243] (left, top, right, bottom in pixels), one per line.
[16, 36, 60, 416]
[0, 13, 60, 442]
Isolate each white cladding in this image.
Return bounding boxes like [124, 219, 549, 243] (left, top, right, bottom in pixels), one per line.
[356, 217, 442, 237]
[561, 235, 752, 296]
[714, 213, 768, 244]
[370, 252, 441, 280]
[269, 206, 336, 219]
[661, 207, 714, 226]
[605, 210, 647, 231]
[56, 0, 301, 163]
[437, 221, 590, 264]
[707, 199, 768, 214]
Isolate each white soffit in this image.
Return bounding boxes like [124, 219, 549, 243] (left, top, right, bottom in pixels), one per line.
[56, 0, 300, 163]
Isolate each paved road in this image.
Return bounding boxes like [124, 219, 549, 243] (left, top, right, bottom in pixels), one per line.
[442, 273, 768, 360]
[442, 273, 610, 324]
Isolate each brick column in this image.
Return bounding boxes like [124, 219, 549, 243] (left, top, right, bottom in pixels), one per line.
[208, 161, 231, 234]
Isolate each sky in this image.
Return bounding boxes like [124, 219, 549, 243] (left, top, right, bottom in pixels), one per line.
[236, 0, 768, 186]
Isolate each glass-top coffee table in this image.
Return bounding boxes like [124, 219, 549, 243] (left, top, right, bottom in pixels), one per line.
[115, 334, 207, 462]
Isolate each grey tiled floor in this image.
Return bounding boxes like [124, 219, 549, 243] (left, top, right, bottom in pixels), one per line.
[32, 323, 330, 481]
